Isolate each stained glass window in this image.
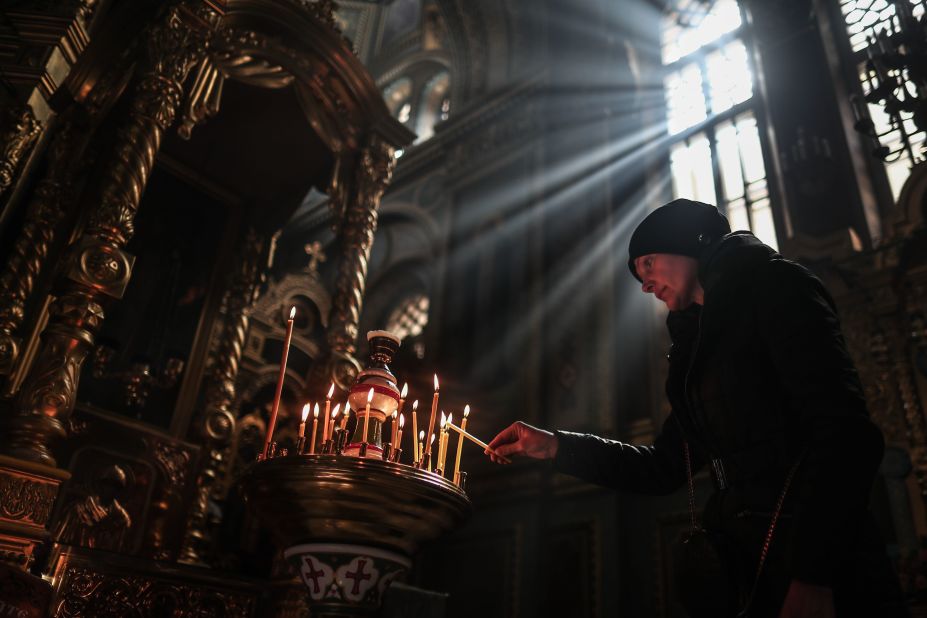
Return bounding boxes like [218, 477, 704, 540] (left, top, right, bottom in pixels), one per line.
[662, 0, 778, 249]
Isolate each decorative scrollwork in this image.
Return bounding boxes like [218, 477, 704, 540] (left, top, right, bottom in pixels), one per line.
[0, 104, 42, 193]
[55, 565, 256, 618]
[0, 470, 59, 526]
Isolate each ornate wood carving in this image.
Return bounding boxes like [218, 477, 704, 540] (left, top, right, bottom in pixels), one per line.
[0, 104, 42, 194]
[6, 1, 221, 467]
[0, 470, 59, 528]
[53, 564, 256, 617]
[180, 226, 266, 565]
[322, 136, 396, 390]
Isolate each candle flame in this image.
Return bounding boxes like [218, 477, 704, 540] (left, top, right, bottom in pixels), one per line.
[289, 306, 296, 320]
[430, 433, 436, 444]
[392, 409, 398, 419]
[333, 403, 341, 416]
[345, 402, 351, 413]
[412, 399, 419, 410]
[447, 413, 453, 426]
[419, 430, 425, 440]
[313, 405, 319, 419]
[464, 404, 470, 418]
[440, 411, 446, 428]
[401, 382, 408, 398]
[367, 387, 374, 402]
[301, 404, 311, 422]
[327, 383, 335, 399]
[400, 414, 405, 428]
[434, 374, 439, 390]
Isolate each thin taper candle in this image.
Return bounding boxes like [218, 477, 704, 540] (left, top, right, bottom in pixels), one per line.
[453, 405, 470, 482]
[340, 402, 350, 430]
[262, 306, 295, 458]
[418, 430, 425, 466]
[323, 383, 334, 442]
[390, 409, 398, 445]
[309, 404, 319, 454]
[330, 403, 340, 443]
[425, 375, 439, 458]
[298, 403, 310, 438]
[397, 414, 405, 460]
[411, 400, 419, 462]
[437, 412, 447, 470]
[363, 387, 373, 445]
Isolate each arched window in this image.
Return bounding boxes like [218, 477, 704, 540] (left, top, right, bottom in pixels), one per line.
[382, 77, 414, 128]
[380, 68, 452, 149]
[385, 294, 429, 347]
[662, 0, 778, 249]
[414, 70, 451, 142]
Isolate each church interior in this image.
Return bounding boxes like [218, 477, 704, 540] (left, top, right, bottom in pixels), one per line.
[1, 0, 927, 616]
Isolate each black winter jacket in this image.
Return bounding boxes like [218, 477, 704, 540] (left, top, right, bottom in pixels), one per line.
[553, 233, 903, 613]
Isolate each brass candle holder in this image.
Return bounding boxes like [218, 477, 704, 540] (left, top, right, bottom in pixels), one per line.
[240, 455, 471, 615]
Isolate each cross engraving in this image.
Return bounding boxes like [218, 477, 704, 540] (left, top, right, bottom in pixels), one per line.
[301, 556, 327, 594]
[304, 241, 327, 273]
[344, 558, 373, 595]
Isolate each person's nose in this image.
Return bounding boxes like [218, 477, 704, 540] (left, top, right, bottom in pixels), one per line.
[642, 280, 654, 294]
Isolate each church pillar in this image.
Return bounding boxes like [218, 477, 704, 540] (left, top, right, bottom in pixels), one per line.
[322, 136, 397, 389]
[742, 0, 883, 255]
[2, 1, 221, 467]
[179, 226, 267, 565]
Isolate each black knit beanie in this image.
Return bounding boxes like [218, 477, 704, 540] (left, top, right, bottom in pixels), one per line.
[627, 198, 730, 282]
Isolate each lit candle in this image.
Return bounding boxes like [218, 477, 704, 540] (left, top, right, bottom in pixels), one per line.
[309, 404, 319, 454]
[437, 411, 447, 470]
[398, 382, 408, 427]
[418, 430, 425, 466]
[323, 383, 334, 442]
[425, 374, 439, 459]
[390, 410, 398, 445]
[363, 387, 373, 445]
[428, 433, 436, 470]
[340, 402, 351, 431]
[453, 405, 470, 483]
[411, 400, 419, 463]
[440, 413, 453, 475]
[397, 414, 405, 459]
[330, 403, 340, 442]
[262, 306, 296, 459]
[299, 403, 310, 438]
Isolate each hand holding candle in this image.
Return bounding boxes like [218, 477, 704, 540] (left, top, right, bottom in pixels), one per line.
[449, 420, 512, 464]
[262, 306, 296, 459]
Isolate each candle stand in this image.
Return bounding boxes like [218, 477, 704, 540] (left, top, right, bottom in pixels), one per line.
[240, 453, 471, 616]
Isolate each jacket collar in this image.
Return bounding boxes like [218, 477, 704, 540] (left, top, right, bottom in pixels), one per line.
[697, 231, 779, 300]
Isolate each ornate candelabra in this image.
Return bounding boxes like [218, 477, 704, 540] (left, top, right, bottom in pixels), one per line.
[241, 331, 473, 616]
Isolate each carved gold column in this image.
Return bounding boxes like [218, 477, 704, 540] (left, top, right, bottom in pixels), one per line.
[323, 136, 396, 389]
[3, 1, 220, 467]
[180, 227, 266, 565]
[0, 104, 42, 195]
